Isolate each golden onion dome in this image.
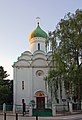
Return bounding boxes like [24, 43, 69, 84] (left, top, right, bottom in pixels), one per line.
[29, 22, 47, 40]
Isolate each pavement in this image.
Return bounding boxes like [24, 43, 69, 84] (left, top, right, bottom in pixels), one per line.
[0, 111, 82, 120]
[0, 114, 82, 120]
[1, 110, 82, 116]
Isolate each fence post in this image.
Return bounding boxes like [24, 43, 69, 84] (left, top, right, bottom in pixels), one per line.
[16, 113, 18, 120]
[29, 104, 32, 116]
[36, 109, 38, 120]
[52, 102, 56, 116]
[3, 103, 6, 112]
[4, 112, 6, 120]
[36, 115, 38, 120]
[69, 102, 73, 113]
[13, 104, 15, 113]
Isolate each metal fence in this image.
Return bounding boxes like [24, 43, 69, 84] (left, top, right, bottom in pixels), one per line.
[56, 104, 69, 114]
[15, 104, 31, 113]
[0, 105, 3, 111]
[0, 104, 13, 111]
[0, 102, 80, 113]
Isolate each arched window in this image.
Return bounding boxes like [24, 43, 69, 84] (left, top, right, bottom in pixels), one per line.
[38, 43, 40, 50]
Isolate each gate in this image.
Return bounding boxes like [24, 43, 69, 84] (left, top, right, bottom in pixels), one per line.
[32, 103, 52, 116]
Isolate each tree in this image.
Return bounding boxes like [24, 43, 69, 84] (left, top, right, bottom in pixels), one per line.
[45, 9, 82, 108]
[55, 9, 82, 108]
[45, 31, 63, 103]
[0, 80, 13, 104]
[0, 66, 9, 80]
[0, 66, 13, 104]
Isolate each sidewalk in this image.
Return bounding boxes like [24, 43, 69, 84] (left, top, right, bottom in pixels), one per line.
[0, 112, 82, 120]
[0, 110, 82, 116]
[56, 110, 82, 116]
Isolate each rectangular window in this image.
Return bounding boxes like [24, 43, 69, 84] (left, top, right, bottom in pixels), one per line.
[38, 43, 40, 50]
[22, 81, 24, 90]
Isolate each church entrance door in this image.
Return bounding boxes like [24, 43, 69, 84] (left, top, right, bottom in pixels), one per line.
[36, 97, 45, 109]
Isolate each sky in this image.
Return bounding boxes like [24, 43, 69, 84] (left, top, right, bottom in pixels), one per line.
[0, 0, 82, 79]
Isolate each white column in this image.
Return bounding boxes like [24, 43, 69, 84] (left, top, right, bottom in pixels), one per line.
[13, 67, 18, 112]
[52, 103, 56, 116]
[34, 97, 36, 109]
[69, 102, 73, 113]
[45, 96, 47, 108]
[3, 103, 6, 112]
[29, 104, 32, 116]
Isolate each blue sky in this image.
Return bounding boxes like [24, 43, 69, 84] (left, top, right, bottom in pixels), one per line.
[0, 0, 82, 79]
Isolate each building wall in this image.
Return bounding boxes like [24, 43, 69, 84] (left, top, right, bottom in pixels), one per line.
[30, 37, 46, 54]
[13, 51, 51, 108]
[13, 66, 33, 105]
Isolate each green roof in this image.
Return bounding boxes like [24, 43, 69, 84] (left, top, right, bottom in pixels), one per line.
[30, 23, 47, 40]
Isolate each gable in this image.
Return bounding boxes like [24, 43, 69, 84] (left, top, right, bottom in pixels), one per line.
[13, 60, 30, 67]
[31, 58, 48, 67]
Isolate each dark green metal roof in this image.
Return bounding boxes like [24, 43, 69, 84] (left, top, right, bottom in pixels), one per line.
[30, 23, 47, 40]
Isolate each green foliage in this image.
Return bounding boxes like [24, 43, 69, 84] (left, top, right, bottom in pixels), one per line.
[56, 9, 82, 101]
[0, 66, 9, 80]
[0, 80, 13, 104]
[45, 9, 82, 104]
[0, 66, 13, 104]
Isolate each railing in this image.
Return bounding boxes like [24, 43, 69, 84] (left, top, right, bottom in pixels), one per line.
[55, 104, 69, 115]
[0, 105, 3, 111]
[0, 102, 81, 114]
[15, 104, 32, 113]
[0, 104, 13, 111]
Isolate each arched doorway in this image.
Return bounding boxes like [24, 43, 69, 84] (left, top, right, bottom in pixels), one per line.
[35, 91, 45, 109]
[33, 90, 52, 116]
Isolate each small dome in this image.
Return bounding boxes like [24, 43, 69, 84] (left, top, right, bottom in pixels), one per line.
[29, 23, 47, 40]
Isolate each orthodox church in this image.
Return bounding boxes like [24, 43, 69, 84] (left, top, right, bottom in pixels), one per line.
[13, 21, 66, 112]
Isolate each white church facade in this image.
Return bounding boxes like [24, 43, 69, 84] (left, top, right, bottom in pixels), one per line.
[13, 22, 66, 113]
